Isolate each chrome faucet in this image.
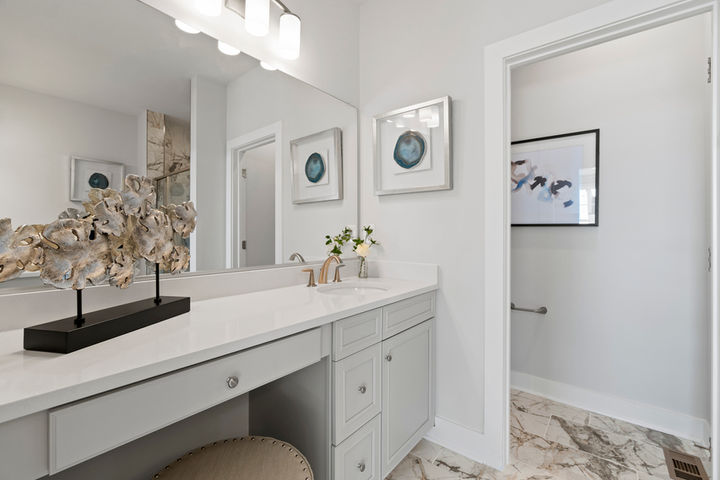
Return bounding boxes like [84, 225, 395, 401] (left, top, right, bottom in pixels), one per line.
[289, 252, 305, 263]
[318, 255, 342, 284]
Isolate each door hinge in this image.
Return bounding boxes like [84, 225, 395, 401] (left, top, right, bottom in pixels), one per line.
[708, 57, 712, 84]
[241, 168, 247, 179]
[708, 247, 712, 272]
[242, 240, 247, 250]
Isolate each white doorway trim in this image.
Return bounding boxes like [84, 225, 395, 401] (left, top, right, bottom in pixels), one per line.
[225, 122, 283, 269]
[483, 0, 719, 474]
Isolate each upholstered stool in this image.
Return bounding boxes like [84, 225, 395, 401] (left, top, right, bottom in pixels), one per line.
[153, 436, 313, 480]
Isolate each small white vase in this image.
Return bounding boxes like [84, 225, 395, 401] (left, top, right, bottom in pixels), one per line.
[358, 257, 368, 278]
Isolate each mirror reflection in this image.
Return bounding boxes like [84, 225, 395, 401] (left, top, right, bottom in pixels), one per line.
[0, 0, 358, 290]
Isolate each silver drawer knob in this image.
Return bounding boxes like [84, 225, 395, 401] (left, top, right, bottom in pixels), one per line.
[226, 375, 239, 389]
[358, 384, 367, 394]
[385, 354, 392, 362]
[357, 462, 366, 472]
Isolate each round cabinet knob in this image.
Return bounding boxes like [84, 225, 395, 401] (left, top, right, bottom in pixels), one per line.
[385, 354, 392, 362]
[358, 384, 367, 394]
[357, 462, 366, 472]
[226, 375, 239, 389]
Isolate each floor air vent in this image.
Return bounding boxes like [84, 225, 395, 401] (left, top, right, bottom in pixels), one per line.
[663, 449, 709, 480]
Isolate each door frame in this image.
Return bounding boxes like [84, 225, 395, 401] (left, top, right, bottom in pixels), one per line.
[483, 0, 719, 474]
[225, 122, 283, 268]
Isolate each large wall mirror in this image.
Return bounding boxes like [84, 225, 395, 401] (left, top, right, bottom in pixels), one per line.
[0, 0, 358, 291]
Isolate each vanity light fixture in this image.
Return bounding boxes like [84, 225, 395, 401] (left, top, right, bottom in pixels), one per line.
[218, 40, 241, 55]
[245, 0, 270, 36]
[278, 12, 301, 59]
[174, 19, 201, 34]
[260, 60, 277, 70]
[195, 0, 223, 16]
[224, 0, 302, 59]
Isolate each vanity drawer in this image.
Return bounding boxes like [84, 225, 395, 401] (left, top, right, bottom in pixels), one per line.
[333, 415, 381, 480]
[333, 343, 382, 445]
[49, 328, 322, 474]
[382, 292, 435, 339]
[332, 308, 382, 360]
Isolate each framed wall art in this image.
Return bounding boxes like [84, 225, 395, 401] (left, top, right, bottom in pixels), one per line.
[373, 96, 452, 195]
[290, 127, 343, 204]
[511, 129, 599, 226]
[70, 155, 126, 202]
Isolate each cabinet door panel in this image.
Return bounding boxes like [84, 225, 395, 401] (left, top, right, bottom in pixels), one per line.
[381, 320, 433, 477]
[334, 344, 382, 444]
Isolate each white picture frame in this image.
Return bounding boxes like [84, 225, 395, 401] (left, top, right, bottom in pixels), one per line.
[290, 127, 343, 204]
[70, 155, 126, 202]
[373, 96, 452, 195]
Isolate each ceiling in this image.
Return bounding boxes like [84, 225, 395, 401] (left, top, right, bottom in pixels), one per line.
[0, 0, 259, 120]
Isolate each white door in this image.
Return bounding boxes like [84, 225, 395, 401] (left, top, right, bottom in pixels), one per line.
[242, 142, 276, 267]
[381, 320, 433, 477]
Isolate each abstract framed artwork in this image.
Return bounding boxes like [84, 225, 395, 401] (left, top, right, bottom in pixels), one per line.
[290, 127, 343, 204]
[511, 129, 599, 226]
[373, 96, 452, 195]
[70, 155, 126, 202]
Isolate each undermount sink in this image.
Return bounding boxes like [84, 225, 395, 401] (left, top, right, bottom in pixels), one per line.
[317, 282, 389, 296]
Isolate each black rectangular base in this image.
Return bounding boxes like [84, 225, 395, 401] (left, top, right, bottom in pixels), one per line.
[24, 296, 191, 354]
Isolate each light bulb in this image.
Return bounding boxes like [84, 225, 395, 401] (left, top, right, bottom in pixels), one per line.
[218, 41, 241, 56]
[174, 19, 200, 34]
[278, 13, 301, 60]
[260, 61, 277, 71]
[195, 0, 222, 16]
[245, 0, 270, 37]
[402, 112, 416, 119]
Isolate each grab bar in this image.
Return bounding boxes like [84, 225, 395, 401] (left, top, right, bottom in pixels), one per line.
[511, 303, 548, 315]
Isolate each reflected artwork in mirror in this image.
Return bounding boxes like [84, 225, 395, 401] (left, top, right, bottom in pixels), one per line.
[0, 0, 359, 292]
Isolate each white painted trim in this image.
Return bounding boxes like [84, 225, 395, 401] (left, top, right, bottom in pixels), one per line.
[483, 0, 719, 474]
[225, 122, 283, 269]
[512, 371, 711, 446]
[189, 77, 199, 273]
[424, 417, 503, 471]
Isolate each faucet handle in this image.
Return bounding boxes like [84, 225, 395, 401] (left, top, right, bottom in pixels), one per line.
[302, 268, 317, 287]
[333, 264, 346, 283]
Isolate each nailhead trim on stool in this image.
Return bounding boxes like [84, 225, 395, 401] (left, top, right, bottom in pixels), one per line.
[153, 436, 314, 480]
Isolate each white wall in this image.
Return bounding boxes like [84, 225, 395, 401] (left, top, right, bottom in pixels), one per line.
[0, 83, 138, 225]
[357, 0, 616, 459]
[192, 75, 228, 272]
[510, 15, 711, 426]
[227, 67, 358, 262]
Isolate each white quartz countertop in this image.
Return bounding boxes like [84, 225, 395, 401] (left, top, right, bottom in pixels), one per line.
[0, 277, 436, 424]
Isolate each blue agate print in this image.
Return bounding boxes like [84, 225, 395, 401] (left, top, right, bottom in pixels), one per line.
[393, 131, 426, 169]
[305, 152, 326, 183]
[88, 172, 110, 189]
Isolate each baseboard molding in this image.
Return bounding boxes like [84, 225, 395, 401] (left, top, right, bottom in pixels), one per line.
[424, 416, 505, 471]
[511, 371, 710, 446]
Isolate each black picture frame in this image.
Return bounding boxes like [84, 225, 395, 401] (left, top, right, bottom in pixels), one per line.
[511, 129, 600, 227]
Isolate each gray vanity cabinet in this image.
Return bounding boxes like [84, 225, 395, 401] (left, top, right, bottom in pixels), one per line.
[331, 292, 435, 480]
[381, 321, 433, 477]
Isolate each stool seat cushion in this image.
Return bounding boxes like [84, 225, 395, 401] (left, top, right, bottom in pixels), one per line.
[153, 436, 313, 480]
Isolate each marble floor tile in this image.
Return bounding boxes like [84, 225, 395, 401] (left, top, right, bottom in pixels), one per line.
[510, 390, 591, 426]
[545, 415, 669, 479]
[411, 438, 444, 463]
[510, 404, 550, 439]
[588, 412, 711, 461]
[387, 391, 710, 480]
[511, 425, 638, 480]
